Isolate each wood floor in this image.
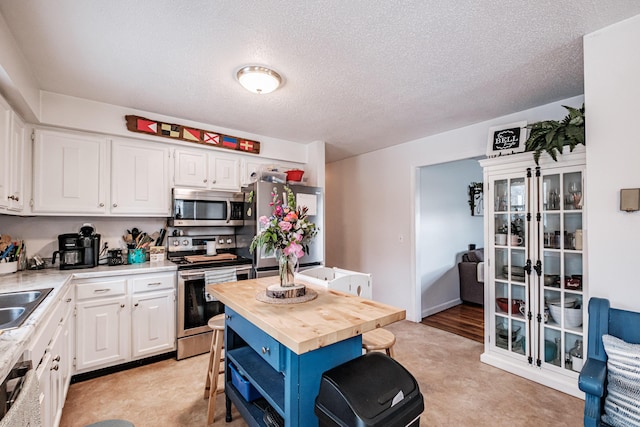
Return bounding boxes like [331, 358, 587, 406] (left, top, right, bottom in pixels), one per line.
[421, 303, 484, 343]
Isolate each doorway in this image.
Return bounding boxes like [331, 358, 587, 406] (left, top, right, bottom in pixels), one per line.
[416, 158, 484, 341]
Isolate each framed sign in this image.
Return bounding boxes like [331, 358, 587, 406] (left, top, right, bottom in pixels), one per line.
[487, 121, 528, 158]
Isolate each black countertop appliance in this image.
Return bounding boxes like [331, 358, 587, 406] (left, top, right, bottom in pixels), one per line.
[52, 226, 101, 270]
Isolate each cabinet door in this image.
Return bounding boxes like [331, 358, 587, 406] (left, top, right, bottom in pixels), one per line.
[490, 174, 528, 359]
[209, 155, 239, 191]
[49, 324, 65, 427]
[111, 138, 170, 215]
[76, 295, 129, 372]
[131, 289, 176, 359]
[60, 287, 75, 397]
[539, 167, 585, 372]
[241, 158, 264, 186]
[7, 113, 25, 211]
[0, 96, 10, 208]
[33, 130, 108, 213]
[174, 148, 208, 188]
[36, 351, 52, 427]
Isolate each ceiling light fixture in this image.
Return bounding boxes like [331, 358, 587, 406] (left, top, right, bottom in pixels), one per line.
[236, 65, 282, 94]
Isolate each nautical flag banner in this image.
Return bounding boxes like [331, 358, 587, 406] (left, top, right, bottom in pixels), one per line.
[125, 115, 260, 154]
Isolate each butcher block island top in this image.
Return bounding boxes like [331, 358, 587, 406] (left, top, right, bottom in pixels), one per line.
[207, 277, 405, 355]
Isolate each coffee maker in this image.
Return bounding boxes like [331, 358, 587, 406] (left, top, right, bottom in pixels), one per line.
[52, 226, 101, 270]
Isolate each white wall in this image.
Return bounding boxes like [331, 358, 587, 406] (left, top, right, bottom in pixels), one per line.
[0, 12, 40, 121]
[326, 95, 584, 321]
[584, 14, 640, 311]
[38, 92, 311, 166]
[0, 216, 167, 264]
[419, 159, 483, 316]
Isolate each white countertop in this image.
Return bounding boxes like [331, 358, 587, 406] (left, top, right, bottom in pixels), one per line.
[0, 260, 177, 382]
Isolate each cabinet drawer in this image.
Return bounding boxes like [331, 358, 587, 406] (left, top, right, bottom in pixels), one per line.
[76, 278, 127, 300]
[226, 308, 284, 372]
[131, 273, 175, 293]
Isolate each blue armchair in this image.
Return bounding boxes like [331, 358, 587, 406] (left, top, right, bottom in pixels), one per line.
[578, 297, 640, 427]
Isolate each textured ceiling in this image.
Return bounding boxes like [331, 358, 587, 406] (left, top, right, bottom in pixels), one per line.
[1, 1, 639, 163]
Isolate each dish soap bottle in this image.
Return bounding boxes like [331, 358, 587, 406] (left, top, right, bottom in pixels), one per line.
[570, 339, 583, 372]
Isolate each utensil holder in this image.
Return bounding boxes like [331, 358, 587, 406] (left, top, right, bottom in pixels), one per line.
[127, 248, 146, 264]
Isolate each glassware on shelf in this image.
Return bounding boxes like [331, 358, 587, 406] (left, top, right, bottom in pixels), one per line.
[569, 339, 583, 372]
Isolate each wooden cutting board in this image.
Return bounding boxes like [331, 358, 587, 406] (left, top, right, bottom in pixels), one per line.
[184, 253, 237, 263]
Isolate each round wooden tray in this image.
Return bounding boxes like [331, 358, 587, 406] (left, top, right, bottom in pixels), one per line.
[255, 288, 318, 304]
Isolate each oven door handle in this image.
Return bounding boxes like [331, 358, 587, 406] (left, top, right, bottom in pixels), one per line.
[235, 265, 252, 274]
[226, 200, 231, 223]
[179, 271, 205, 280]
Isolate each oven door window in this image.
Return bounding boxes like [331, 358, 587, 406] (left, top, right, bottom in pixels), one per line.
[183, 277, 225, 330]
[175, 199, 227, 221]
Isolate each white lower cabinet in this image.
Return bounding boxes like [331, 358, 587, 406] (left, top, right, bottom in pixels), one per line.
[130, 274, 176, 359]
[75, 272, 176, 374]
[75, 278, 129, 372]
[29, 284, 75, 427]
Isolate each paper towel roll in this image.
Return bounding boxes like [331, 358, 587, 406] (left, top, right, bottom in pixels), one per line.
[206, 241, 217, 256]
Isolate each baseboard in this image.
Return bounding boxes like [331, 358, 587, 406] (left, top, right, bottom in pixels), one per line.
[421, 298, 462, 318]
[71, 351, 177, 383]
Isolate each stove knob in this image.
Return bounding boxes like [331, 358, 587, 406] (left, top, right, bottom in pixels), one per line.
[173, 241, 180, 247]
[226, 238, 232, 244]
[182, 239, 189, 246]
[219, 239, 224, 245]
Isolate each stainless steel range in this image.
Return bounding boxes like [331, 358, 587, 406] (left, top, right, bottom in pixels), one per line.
[168, 234, 252, 360]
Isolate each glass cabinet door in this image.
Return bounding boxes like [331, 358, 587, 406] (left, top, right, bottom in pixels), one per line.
[492, 177, 528, 356]
[539, 169, 584, 371]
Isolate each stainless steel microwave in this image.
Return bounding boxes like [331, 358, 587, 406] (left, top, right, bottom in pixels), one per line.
[169, 188, 244, 226]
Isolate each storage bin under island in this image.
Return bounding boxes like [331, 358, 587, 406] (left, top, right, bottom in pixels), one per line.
[206, 277, 406, 427]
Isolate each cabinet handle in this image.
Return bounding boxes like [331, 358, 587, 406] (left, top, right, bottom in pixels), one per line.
[113, 203, 118, 207]
[66, 298, 72, 303]
[212, 179, 217, 184]
[50, 365, 59, 371]
[261, 346, 270, 355]
[203, 179, 207, 183]
[99, 203, 105, 207]
[225, 314, 231, 320]
[147, 282, 162, 286]
[53, 355, 61, 362]
[94, 288, 111, 293]
[120, 304, 125, 308]
[134, 303, 139, 307]
[8, 195, 18, 201]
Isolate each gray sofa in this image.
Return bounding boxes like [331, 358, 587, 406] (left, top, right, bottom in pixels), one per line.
[458, 248, 484, 306]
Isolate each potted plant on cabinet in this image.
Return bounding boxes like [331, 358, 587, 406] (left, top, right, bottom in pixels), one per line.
[525, 104, 585, 164]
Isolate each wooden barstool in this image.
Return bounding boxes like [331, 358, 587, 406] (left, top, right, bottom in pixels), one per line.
[204, 314, 225, 425]
[362, 328, 396, 357]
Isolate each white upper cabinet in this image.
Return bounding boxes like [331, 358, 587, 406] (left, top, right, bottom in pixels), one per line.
[0, 97, 11, 209]
[0, 95, 27, 212]
[173, 147, 240, 191]
[110, 138, 170, 215]
[33, 129, 108, 214]
[209, 155, 240, 191]
[173, 148, 207, 188]
[241, 158, 266, 187]
[7, 113, 26, 211]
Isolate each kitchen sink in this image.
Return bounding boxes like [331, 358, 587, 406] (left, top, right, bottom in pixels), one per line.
[0, 288, 53, 330]
[0, 307, 26, 325]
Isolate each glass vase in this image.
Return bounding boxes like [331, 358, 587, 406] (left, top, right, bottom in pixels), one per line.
[278, 252, 297, 287]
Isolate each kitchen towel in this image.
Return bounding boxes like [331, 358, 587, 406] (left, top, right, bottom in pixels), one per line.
[0, 369, 42, 427]
[204, 268, 237, 302]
